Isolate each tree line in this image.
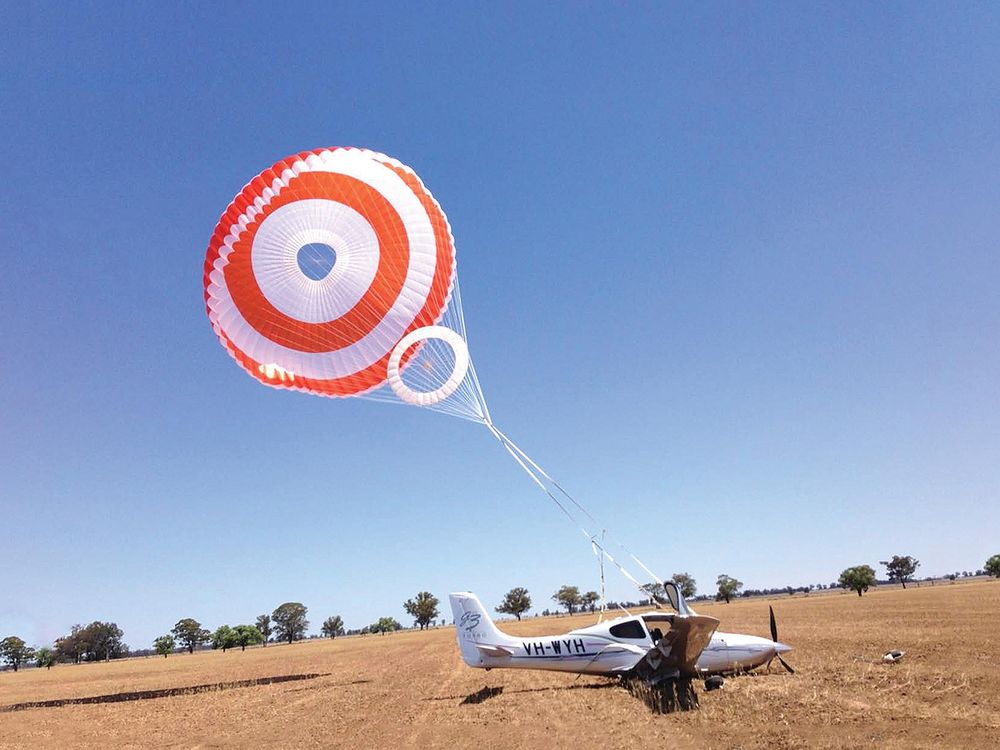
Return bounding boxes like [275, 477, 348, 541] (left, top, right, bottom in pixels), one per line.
[4, 557, 999, 672]
[509, 554, 1000, 616]
[157, 602, 325, 657]
[0, 591, 441, 672]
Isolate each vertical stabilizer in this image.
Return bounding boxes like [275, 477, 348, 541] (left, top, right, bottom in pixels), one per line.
[449, 592, 518, 668]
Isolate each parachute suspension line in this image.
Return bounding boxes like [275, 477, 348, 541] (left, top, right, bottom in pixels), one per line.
[520, 441, 663, 588]
[596, 529, 607, 623]
[450, 279, 471, 340]
[357, 280, 491, 424]
[485, 423, 667, 591]
[484, 422, 586, 533]
[462, 357, 492, 425]
[483, 422, 648, 598]
[445, 281, 491, 424]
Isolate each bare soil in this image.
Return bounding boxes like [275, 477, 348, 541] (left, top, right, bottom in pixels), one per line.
[1, 580, 998, 749]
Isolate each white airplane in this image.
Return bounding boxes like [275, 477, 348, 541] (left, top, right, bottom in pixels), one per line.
[449, 584, 792, 710]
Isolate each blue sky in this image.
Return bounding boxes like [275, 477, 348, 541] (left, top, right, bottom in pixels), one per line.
[2, 2, 998, 649]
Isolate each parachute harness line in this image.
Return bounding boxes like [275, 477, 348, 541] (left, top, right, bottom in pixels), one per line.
[483, 420, 665, 602]
[204, 147, 661, 603]
[595, 530, 608, 623]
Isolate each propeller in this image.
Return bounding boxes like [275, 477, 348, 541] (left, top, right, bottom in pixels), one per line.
[768, 606, 795, 674]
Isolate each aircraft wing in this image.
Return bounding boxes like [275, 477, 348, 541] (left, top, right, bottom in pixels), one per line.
[632, 614, 720, 683]
[601, 643, 658, 673]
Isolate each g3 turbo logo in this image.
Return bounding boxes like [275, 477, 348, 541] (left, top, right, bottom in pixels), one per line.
[460, 612, 481, 631]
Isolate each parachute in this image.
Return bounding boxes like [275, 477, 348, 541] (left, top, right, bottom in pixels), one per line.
[204, 148, 668, 602]
[203, 147, 488, 421]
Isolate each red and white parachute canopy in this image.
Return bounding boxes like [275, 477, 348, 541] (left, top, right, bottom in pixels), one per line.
[203, 148, 488, 420]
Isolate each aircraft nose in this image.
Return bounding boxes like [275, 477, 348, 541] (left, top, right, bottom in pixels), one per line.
[774, 641, 793, 655]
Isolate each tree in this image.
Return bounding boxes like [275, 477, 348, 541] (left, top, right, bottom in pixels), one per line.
[403, 592, 440, 630]
[671, 572, 697, 598]
[495, 587, 532, 620]
[581, 591, 600, 613]
[321, 616, 345, 639]
[232, 625, 264, 651]
[640, 582, 666, 604]
[255, 614, 272, 646]
[54, 625, 87, 664]
[716, 575, 743, 604]
[880, 555, 920, 589]
[53, 622, 125, 662]
[80, 622, 126, 661]
[211, 625, 238, 652]
[986, 554, 1000, 578]
[839, 565, 877, 596]
[552, 585, 583, 614]
[371, 617, 401, 635]
[154, 635, 176, 658]
[0, 637, 35, 672]
[272, 602, 309, 644]
[35, 647, 56, 670]
[172, 618, 210, 654]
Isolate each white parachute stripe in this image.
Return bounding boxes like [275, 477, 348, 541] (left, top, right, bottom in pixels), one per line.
[251, 200, 379, 323]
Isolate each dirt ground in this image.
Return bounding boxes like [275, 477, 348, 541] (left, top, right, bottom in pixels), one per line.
[1, 580, 998, 749]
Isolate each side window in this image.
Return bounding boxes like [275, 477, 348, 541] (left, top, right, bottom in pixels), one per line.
[609, 620, 647, 640]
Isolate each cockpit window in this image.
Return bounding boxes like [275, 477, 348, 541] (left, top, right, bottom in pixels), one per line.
[641, 614, 675, 624]
[609, 619, 647, 640]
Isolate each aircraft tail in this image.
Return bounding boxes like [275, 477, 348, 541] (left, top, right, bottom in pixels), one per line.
[449, 592, 519, 668]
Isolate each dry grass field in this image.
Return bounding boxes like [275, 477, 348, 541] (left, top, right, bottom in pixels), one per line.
[2, 580, 998, 749]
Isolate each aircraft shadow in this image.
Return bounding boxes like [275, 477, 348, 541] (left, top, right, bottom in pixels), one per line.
[623, 678, 700, 714]
[442, 679, 698, 714]
[460, 685, 504, 704]
[1, 672, 333, 712]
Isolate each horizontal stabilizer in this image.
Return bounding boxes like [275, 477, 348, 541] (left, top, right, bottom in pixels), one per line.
[475, 644, 514, 657]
